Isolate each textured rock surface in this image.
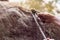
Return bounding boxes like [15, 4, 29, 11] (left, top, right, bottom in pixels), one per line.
[0, 2, 60, 40]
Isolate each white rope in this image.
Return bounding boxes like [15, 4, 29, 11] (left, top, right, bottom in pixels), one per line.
[31, 13, 47, 39]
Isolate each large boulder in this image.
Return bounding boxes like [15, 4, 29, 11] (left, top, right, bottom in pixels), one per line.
[0, 2, 60, 40]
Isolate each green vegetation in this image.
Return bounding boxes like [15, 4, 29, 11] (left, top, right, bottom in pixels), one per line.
[20, 0, 59, 14]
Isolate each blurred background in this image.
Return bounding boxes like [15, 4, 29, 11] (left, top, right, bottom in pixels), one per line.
[0, 0, 60, 15]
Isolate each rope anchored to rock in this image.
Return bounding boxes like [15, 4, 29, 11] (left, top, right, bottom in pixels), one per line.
[31, 9, 54, 40]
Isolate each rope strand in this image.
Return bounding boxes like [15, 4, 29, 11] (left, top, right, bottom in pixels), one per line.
[31, 12, 46, 39]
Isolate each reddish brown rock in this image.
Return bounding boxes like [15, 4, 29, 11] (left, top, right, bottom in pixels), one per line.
[0, 3, 60, 40]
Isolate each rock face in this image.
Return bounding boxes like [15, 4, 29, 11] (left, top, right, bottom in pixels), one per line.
[0, 3, 60, 40]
